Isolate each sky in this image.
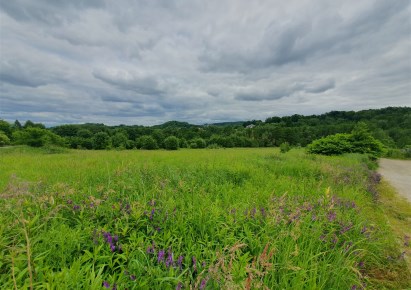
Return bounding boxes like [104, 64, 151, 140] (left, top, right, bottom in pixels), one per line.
[0, 0, 410, 126]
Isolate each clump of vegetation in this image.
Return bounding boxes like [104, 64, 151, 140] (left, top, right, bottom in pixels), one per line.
[279, 142, 291, 153]
[0, 130, 11, 146]
[0, 148, 409, 289]
[384, 146, 411, 160]
[308, 122, 386, 157]
[164, 136, 179, 150]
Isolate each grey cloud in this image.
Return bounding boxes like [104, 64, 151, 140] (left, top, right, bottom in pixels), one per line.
[0, 60, 48, 87]
[235, 78, 335, 101]
[199, 1, 410, 73]
[0, 0, 104, 25]
[93, 69, 162, 95]
[235, 90, 288, 101]
[304, 79, 335, 94]
[1, 1, 410, 126]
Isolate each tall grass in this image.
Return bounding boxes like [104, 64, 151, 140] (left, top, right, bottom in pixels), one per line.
[0, 147, 409, 289]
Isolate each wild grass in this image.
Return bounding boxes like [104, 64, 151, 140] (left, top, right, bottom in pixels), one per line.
[0, 147, 409, 289]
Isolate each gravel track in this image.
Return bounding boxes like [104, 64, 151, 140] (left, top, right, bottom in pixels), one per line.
[378, 158, 411, 203]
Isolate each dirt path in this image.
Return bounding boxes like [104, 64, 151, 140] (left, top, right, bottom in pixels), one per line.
[378, 158, 411, 203]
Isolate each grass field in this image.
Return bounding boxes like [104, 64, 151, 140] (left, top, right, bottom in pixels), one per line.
[0, 147, 409, 289]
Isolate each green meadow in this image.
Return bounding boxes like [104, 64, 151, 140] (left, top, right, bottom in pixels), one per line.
[0, 147, 409, 289]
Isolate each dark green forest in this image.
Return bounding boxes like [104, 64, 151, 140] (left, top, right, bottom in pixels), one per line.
[1, 107, 410, 151]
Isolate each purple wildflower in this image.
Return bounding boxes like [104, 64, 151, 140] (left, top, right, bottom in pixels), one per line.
[199, 278, 208, 290]
[260, 207, 266, 218]
[202, 261, 206, 268]
[176, 282, 183, 290]
[130, 275, 136, 281]
[67, 199, 73, 204]
[177, 255, 184, 270]
[358, 261, 364, 268]
[327, 211, 336, 222]
[147, 245, 155, 254]
[73, 205, 80, 211]
[251, 207, 256, 218]
[158, 250, 165, 263]
[103, 231, 121, 253]
[340, 223, 353, 235]
[150, 208, 155, 220]
[351, 285, 357, 290]
[103, 281, 110, 288]
[112, 283, 117, 290]
[166, 250, 174, 268]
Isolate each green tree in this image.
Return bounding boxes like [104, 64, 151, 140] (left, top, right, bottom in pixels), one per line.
[111, 132, 128, 149]
[13, 120, 22, 130]
[190, 138, 206, 149]
[0, 120, 12, 138]
[164, 136, 179, 150]
[136, 135, 158, 150]
[92, 132, 111, 150]
[12, 127, 66, 147]
[77, 129, 93, 139]
[0, 131, 11, 146]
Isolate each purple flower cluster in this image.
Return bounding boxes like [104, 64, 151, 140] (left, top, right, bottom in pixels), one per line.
[327, 211, 336, 222]
[155, 247, 178, 269]
[102, 231, 122, 253]
[339, 222, 353, 235]
[177, 255, 184, 270]
[102, 281, 117, 290]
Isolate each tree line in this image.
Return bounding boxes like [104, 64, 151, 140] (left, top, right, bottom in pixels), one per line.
[0, 107, 410, 150]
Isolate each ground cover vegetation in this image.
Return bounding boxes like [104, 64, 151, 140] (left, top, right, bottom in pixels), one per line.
[0, 107, 410, 156]
[0, 148, 409, 289]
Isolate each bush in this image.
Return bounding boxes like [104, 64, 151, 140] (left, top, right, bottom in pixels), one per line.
[0, 131, 11, 146]
[164, 136, 179, 150]
[92, 132, 111, 150]
[111, 132, 128, 149]
[12, 127, 66, 148]
[136, 135, 158, 150]
[307, 133, 353, 155]
[279, 142, 291, 153]
[190, 138, 206, 149]
[307, 123, 385, 157]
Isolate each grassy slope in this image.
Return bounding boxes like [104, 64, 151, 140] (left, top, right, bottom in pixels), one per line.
[0, 147, 409, 289]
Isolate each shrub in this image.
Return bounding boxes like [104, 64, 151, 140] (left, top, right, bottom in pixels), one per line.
[12, 127, 66, 148]
[279, 142, 291, 153]
[92, 132, 111, 150]
[0, 130, 11, 146]
[307, 133, 353, 155]
[307, 123, 385, 157]
[136, 135, 158, 150]
[164, 136, 179, 150]
[190, 138, 206, 149]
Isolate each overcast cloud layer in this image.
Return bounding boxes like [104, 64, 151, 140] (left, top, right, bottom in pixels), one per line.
[1, 0, 410, 126]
